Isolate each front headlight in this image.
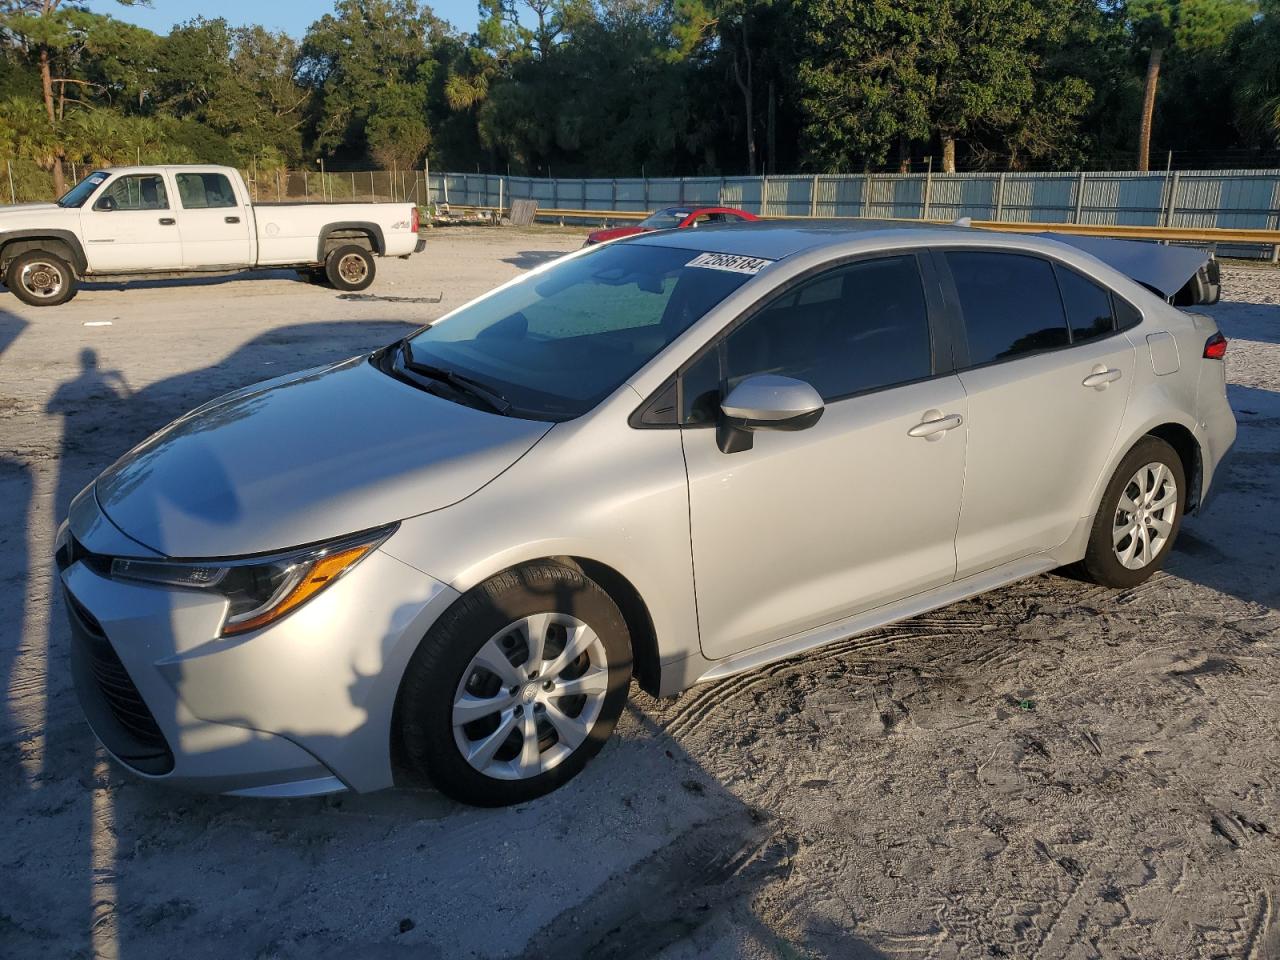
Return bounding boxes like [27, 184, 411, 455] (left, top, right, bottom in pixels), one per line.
[110, 525, 396, 636]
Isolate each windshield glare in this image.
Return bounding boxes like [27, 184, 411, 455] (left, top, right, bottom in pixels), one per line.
[640, 208, 691, 229]
[57, 171, 109, 208]
[399, 243, 758, 420]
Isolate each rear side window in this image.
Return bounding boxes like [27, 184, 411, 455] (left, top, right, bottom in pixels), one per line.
[722, 255, 933, 403]
[1113, 296, 1143, 330]
[1055, 265, 1115, 343]
[175, 173, 238, 209]
[946, 252, 1069, 365]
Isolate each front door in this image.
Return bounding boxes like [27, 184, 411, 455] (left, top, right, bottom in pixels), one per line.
[938, 250, 1138, 576]
[682, 253, 969, 661]
[79, 172, 183, 273]
[174, 171, 252, 268]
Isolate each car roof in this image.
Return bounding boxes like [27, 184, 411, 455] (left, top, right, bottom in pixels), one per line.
[630, 217, 972, 259]
[628, 218, 1209, 299]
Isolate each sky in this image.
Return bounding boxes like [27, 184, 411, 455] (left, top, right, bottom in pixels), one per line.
[99, 0, 484, 38]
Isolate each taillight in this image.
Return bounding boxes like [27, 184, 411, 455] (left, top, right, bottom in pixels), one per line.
[411, 206, 420, 233]
[1203, 332, 1227, 359]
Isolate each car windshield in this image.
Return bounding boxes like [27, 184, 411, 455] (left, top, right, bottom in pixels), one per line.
[57, 171, 109, 208]
[639, 208, 692, 229]
[392, 243, 760, 420]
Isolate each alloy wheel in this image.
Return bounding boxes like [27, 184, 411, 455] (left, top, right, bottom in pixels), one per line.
[1112, 461, 1178, 570]
[452, 613, 610, 780]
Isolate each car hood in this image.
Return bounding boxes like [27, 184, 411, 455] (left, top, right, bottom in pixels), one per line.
[0, 203, 77, 231]
[588, 226, 649, 243]
[95, 356, 553, 558]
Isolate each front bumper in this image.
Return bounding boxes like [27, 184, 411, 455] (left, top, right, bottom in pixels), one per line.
[58, 510, 459, 796]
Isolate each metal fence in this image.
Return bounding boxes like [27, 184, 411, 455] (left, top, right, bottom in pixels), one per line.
[428, 169, 1280, 233]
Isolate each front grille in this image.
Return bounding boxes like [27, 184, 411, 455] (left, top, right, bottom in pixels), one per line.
[86, 639, 168, 750]
[66, 588, 174, 775]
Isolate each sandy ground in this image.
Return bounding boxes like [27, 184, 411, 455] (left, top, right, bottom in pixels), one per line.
[1, 228, 1279, 960]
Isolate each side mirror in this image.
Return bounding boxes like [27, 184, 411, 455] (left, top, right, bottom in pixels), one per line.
[95, 195, 117, 212]
[717, 374, 824, 453]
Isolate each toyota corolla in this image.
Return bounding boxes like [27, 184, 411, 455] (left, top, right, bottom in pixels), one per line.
[56, 221, 1235, 806]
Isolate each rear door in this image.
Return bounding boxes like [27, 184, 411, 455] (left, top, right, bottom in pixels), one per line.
[937, 250, 1137, 577]
[681, 253, 969, 660]
[174, 171, 252, 268]
[79, 172, 182, 273]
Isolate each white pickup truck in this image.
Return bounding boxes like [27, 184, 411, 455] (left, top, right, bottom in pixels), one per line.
[0, 164, 425, 306]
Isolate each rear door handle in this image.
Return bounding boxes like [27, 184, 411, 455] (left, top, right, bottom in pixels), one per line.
[1082, 366, 1122, 390]
[225, 216, 240, 224]
[159, 217, 176, 225]
[907, 410, 964, 440]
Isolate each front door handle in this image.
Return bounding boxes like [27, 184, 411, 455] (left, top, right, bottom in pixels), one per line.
[225, 216, 240, 224]
[159, 217, 176, 225]
[908, 410, 964, 441]
[1082, 365, 1122, 390]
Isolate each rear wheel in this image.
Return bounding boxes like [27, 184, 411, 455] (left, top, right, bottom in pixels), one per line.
[1081, 436, 1185, 588]
[396, 562, 632, 806]
[324, 244, 376, 292]
[5, 250, 78, 307]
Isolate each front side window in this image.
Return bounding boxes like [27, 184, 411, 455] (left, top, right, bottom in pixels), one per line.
[398, 243, 757, 420]
[1055, 265, 1115, 343]
[176, 172, 237, 209]
[94, 174, 169, 211]
[721, 255, 933, 403]
[946, 251, 1069, 365]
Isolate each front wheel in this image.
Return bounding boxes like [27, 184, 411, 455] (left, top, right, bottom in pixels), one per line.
[5, 250, 78, 307]
[324, 244, 376, 292]
[1080, 436, 1186, 588]
[396, 562, 633, 806]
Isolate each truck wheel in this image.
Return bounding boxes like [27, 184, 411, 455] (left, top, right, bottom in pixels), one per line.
[325, 245, 376, 292]
[5, 250, 78, 307]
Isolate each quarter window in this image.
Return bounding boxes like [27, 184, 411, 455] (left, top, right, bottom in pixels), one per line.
[175, 172, 238, 209]
[1055, 265, 1115, 343]
[722, 255, 933, 403]
[94, 174, 169, 211]
[946, 252, 1069, 365]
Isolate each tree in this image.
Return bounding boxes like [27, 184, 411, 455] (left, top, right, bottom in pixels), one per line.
[0, 0, 141, 194]
[299, 0, 447, 166]
[1126, 0, 1255, 170]
[798, 0, 1092, 172]
[1231, 0, 1280, 145]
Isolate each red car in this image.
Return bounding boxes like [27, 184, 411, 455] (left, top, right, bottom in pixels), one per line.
[584, 206, 759, 245]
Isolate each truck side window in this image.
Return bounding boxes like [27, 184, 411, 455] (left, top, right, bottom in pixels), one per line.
[175, 173, 238, 209]
[94, 175, 169, 211]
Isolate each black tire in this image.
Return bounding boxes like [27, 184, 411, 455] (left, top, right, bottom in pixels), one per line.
[396, 562, 633, 806]
[324, 244, 376, 292]
[1080, 436, 1186, 588]
[5, 249, 78, 307]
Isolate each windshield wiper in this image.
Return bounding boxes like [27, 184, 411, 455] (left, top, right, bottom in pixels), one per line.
[398, 341, 512, 415]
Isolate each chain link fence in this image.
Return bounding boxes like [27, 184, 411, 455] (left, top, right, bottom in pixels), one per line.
[1, 159, 428, 205]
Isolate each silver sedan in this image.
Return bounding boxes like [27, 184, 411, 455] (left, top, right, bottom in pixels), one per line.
[56, 221, 1236, 806]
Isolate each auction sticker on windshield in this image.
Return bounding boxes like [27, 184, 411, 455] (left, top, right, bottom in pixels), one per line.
[686, 252, 773, 275]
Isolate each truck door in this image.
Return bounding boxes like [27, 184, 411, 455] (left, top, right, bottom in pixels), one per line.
[79, 172, 183, 273]
[173, 171, 253, 268]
